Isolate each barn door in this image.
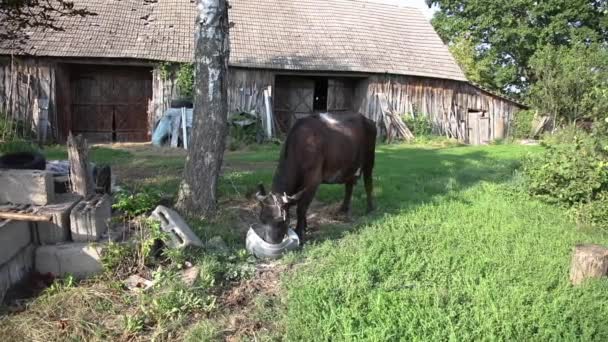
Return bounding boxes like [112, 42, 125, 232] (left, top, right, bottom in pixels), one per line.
[274, 76, 315, 131]
[71, 70, 114, 142]
[112, 70, 152, 142]
[467, 111, 491, 145]
[70, 65, 152, 143]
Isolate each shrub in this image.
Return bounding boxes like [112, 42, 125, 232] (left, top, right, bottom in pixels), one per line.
[522, 127, 608, 206]
[112, 188, 162, 217]
[227, 112, 265, 150]
[574, 191, 608, 231]
[0, 113, 38, 154]
[0, 139, 39, 155]
[510, 109, 535, 139]
[403, 114, 433, 137]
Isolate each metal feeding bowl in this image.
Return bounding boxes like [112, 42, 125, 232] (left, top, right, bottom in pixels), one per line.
[246, 224, 300, 259]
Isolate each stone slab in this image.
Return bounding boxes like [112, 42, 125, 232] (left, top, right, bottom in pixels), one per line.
[0, 244, 34, 303]
[0, 220, 32, 265]
[70, 194, 112, 242]
[35, 243, 105, 278]
[0, 170, 54, 205]
[35, 194, 82, 245]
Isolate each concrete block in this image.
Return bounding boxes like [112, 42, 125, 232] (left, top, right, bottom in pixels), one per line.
[0, 220, 32, 265]
[0, 244, 34, 303]
[35, 194, 82, 245]
[70, 194, 112, 242]
[35, 243, 105, 278]
[150, 205, 203, 249]
[0, 170, 54, 205]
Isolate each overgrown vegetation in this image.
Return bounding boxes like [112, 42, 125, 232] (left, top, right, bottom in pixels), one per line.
[227, 111, 265, 150]
[158, 62, 195, 100]
[521, 126, 608, 231]
[529, 43, 608, 126]
[0, 113, 38, 154]
[113, 188, 163, 218]
[403, 113, 433, 137]
[509, 109, 536, 139]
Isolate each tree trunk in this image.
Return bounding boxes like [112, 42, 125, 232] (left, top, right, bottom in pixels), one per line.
[176, 0, 230, 217]
[570, 244, 608, 286]
[67, 133, 95, 198]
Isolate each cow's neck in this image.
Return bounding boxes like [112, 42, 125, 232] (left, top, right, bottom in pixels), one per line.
[271, 157, 291, 194]
[271, 144, 294, 195]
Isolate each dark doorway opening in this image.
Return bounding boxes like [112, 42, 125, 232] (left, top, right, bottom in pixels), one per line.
[313, 78, 328, 111]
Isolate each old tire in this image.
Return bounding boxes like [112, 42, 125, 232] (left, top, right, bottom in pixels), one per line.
[170, 99, 193, 109]
[0, 151, 46, 170]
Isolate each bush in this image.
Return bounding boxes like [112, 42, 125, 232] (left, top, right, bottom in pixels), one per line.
[112, 188, 162, 217]
[574, 191, 608, 231]
[0, 113, 38, 155]
[522, 129, 608, 206]
[510, 109, 535, 139]
[227, 112, 265, 150]
[403, 114, 433, 137]
[0, 139, 39, 155]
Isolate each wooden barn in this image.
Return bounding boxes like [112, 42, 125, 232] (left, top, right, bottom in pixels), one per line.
[0, 0, 525, 144]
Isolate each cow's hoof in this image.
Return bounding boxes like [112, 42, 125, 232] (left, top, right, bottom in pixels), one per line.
[336, 211, 352, 222]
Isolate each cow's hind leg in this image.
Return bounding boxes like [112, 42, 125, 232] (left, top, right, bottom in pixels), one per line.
[363, 167, 374, 213]
[338, 181, 355, 216]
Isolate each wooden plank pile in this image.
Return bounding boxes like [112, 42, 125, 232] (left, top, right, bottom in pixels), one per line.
[376, 93, 414, 142]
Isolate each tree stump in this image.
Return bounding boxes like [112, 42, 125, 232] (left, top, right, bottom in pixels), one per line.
[570, 244, 608, 285]
[67, 133, 94, 198]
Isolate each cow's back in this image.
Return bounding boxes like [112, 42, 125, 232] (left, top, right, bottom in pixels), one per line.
[281, 112, 375, 185]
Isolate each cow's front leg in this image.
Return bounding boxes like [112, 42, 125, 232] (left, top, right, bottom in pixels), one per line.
[295, 186, 318, 244]
[295, 203, 308, 243]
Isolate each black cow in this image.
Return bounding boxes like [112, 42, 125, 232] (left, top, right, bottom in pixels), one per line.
[256, 112, 377, 244]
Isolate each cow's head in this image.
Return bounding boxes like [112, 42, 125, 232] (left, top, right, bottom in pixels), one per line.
[255, 184, 304, 244]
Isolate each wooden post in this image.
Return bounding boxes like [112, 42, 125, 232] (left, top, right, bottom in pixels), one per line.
[67, 133, 95, 197]
[181, 107, 188, 149]
[570, 244, 608, 285]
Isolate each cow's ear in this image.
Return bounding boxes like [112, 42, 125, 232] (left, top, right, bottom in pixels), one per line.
[256, 183, 267, 201]
[257, 183, 267, 196]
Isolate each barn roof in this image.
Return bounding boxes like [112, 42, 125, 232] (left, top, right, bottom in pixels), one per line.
[0, 0, 467, 82]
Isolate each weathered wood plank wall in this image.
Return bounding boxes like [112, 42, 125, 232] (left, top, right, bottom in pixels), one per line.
[0, 58, 57, 142]
[153, 67, 274, 122]
[355, 75, 522, 142]
[2, 59, 522, 144]
[151, 67, 178, 126]
[228, 68, 274, 114]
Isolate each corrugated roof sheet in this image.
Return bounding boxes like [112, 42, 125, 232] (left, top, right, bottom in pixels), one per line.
[0, 0, 467, 81]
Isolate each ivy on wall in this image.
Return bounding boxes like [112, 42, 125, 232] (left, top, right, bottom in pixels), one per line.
[158, 62, 194, 100]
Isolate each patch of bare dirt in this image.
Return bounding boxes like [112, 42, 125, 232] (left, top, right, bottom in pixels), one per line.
[217, 262, 287, 341]
[221, 160, 276, 174]
[208, 199, 353, 341]
[92, 143, 187, 158]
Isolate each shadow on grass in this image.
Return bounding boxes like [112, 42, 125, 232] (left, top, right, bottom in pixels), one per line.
[220, 144, 528, 246]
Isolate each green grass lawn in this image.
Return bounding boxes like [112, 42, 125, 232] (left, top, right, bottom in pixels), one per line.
[7, 142, 607, 340]
[278, 144, 608, 341]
